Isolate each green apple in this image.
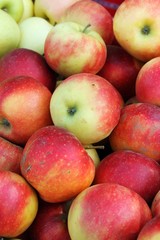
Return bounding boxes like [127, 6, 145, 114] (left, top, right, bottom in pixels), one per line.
[0, 0, 24, 22]
[19, 0, 34, 22]
[18, 16, 53, 55]
[0, 9, 21, 58]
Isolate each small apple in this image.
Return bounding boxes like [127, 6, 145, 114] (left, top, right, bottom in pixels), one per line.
[20, 125, 95, 203]
[151, 191, 160, 217]
[94, 149, 160, 204]
[0, 9, 21, 58]
[0, 137, 23, 174]
[18, 16, 53, 55]
[113, 0, 160, 62]
[44, 21, 107, 77]
[28, 201, 71, 240]
[135, 57, 160, 106]
[0, 48, 57, 92]
[59, 0, 114, 45]
[109, 102, 160, 161]
[0, 75, 53, 146]
[0, 170, 38, 238]
[34, 0, 87, 24]
[85, 146, 100, 167]
[50, 73, 124, 145]
[19, 0, 34, 22]
[137, 216, 160, 240]
[0, 0, 23, 22]
[97, 44, 143, 101]
[68, 183, 152, 240]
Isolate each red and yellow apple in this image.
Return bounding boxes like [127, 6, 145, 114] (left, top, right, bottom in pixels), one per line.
[50, 73, 124, 145]
[44, 21, 107, 77]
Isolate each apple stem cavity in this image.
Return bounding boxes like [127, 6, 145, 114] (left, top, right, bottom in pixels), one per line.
[82, 24, 91, 33]
[0, 118, 11, 128]
[141, 25, 150, 35]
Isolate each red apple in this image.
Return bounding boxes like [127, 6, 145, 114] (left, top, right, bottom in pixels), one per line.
[151, 191, 160, 217]
[136, 56, 160, 106]
[68, 183, 152, 240]
[0, 170, 38, 238]
[92, 0, 124, 16]
[0, 137, 23, 174]
[98, 44, 143, 101]
[28, 201, 71, 240]
[59, 0, 114, 45]
[109, 102, 160, 161]
[94, 149, 160, 204]
[44, 21, 107, 77]
[20, 125, 95, 203]
[0, 48, 57, 92]
[50, 73, 124, 145]
[0, 75, 53, 146]
[137, 216, 160, 240]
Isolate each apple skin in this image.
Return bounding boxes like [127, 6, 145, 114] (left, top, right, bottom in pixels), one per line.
[0, 48, 57, 92]
[135, 57, 160, 106]
[151, 191, 160, 217]
[68, 183, 152, 240]
[113, 0, 160, 62]
[137, 216, 160, 240]
[0, 9, 21, 58]
[50, 73, 124, 145]
[18, 17, 53, 55]
[0, 0, 24, 22]
[94, 149, 160, 204]
[59, 0, 114, 45]
[0, 75, 53, 146]
[109, 102, 160, 161]
[98, 45, 143, 101]
[0, 171, 38, 238]
[44, 21, 107, 77]
[0, 137, 23, 174]
[28, 201, 71, 240]
[20, 125, 95, 203]
[92, 0, 124, 16]
[19, 0, 34, 22]
[34, 0, 87, 24]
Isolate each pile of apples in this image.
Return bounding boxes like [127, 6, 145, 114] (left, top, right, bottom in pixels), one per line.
[0, 0, 160, 239]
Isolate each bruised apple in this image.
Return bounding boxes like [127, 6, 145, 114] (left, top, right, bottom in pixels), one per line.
[20, 125, 95, 203]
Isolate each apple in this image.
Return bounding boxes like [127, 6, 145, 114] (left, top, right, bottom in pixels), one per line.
[113, 0, 160, 62]
[151, 191, 160, 217]
[44, 21, 107, 77]
[0, 170, 38, 238]
[94, 149, 160, 204]
[0, 137, 23, 174]
[19, 0, 34, 22]
[137, 216, 160, 240]
[18, 17, 53, 55]
[0, 9, 21, 58]
[50, 73, 124, 145]
[0, 0, 23, 22]
[92, 0, 124, 16]
[68, 183, 152, 240]
[97, 44, 143, 101]
[20, 125, 95, 203]
[59, 0, 114, 45]
[34, 0, 87, 24]
[85, 147, 100, 167]
[28, 201, 71, 240]
[0, 48, 57, 92]
[109, 102, 160, 161]
[135, 57, 160, 106]
[0, 75, 53, 146]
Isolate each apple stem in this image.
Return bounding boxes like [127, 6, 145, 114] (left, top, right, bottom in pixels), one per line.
[82, 24, 91, 33]
[84, 145, 105, 150]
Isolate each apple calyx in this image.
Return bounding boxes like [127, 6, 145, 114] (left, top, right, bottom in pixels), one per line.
[82, 24, 91, 33]
[67, 106, 77, 116]
[0, 118, 11, 129]
[141, 25, 150, 35]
